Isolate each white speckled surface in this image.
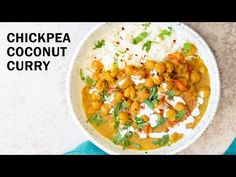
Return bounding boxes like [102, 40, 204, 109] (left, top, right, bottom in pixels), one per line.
[0, 23, 234, 154]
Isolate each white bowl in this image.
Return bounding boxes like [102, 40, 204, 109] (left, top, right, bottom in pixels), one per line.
[66, 23, 220, 154]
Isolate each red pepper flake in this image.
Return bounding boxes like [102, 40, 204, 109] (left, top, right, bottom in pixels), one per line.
[160, 96, 165, 102]
[140, 104, 145, 109]
[126, 48, 129, 51]
[108, 88, 116, 94]
[159, 109, 164, 116]
[116, 41, 120, 45]
[187, 64, 193, 73]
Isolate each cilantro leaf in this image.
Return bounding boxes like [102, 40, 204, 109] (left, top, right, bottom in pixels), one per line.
[183, 42, 191, 56]
[153, 134, 169, 146]
[93, 39, 105, 50]
[85, 77, 96, 86]
[80, 69, 96, 86]
[156, 116, 166, 127]
[175, 110, 187, 120]
[144, 99, 154, 109]
[144, 86, 160, 109]
[80, 69, 85, 81]
[112, 131, 133, 149]
[114, 58, 119, 69]
[142, 22, 151, 30]
[100, 81, 109, 102]
[158, 27, 173, 40]
[112, 100, 127, 129]
[88, 112, 105, 126]
[135, 116, 147, 130]
[167, 90, 175, 100]
[132, 32, 149, 45]
[142, 40, 152, 52]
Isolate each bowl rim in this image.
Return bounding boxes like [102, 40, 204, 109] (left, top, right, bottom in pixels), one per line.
[66, 22, 221, 155]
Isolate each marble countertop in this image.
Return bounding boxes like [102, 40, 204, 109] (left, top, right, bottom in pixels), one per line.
[0, 22, 234, 154]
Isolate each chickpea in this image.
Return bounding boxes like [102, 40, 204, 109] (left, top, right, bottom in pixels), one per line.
[175, 102, 186, 111]
[83, 86, 90, 93]
[124, 86, 136, 100]
[137, 90, 150, 102]
[102, 72, 113, 82]
[117, 71, 126, 80]
[142, 115, 149, 122]
[166, 80, 173, 91]
[165, 61, 174, 73]
[101, 104, 110, 115]
[189, 84, 198, 97]
[120, 78, 134, 89]
[114, 92, 123, 103]
[131, 101, 140, 115]
[91, 92, 101, 101]
[125, 99, 132, 108]
[145, 77, 155, 88]
[136, 68, 146, 78]
[190, 71, 201, 84]
[108, 81, 117, 88]
[92, 71, 101, 81]
[176, 63, 188, 74]
[155, 62, 166, 73]
[183, 72, 190, 80]
[145, 60, 156, 70]
[172, 87, 181, 96]
[166, 109, 176, 122]
[110, 69, 118, 78]
[119, 112, 130, 125]
[91, 101, 102, 111]
[92, 60, 104, 72]
[152, 75, 163, 85]
[95, 80, 105, 92]
[87, 106, 96, 115]
[163, 72, 172, 80]
[125, 65, 136, 76]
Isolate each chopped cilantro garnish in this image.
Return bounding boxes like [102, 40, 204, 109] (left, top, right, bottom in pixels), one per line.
[144, 99, 154, 109]
[88, 112, 105, 126]
[142, 22, 151, 30]
[158, 27, 173, 40]
[156, 116, 166, 127]
[79, 69, 96, 86]
[153, 134, 169, 146]
[144, 86, 160, 109]
[167, 90, 175, 100]
[112, 100, 127, 129]
[135, 116, 147, 130]
[183, 42, 191, 55]
[112, 131, 133, 149]
[93, 39, 105, 50]
[132, 32, 149, 45]
[175, 110, 187, 120]
[142, 40, 152, 52]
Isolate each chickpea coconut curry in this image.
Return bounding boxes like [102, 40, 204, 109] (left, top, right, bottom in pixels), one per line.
[80, 23, 210, 150]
